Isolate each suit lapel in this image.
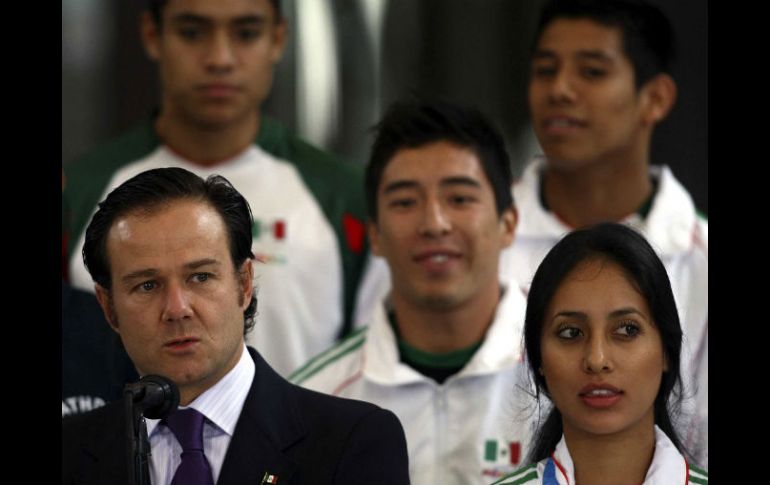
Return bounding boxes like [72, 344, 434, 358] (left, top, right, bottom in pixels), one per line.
[217, 348, 307, 485]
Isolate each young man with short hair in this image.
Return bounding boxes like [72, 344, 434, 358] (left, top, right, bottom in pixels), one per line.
[64, 0, 369, 378]
[292, 100, 532, 485]
[500, 0, 708, 466]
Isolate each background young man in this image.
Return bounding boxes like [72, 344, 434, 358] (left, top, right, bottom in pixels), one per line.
[63, 0, 369, 378]
[500, 0, 708, 466]
[293, 100, 532, 485]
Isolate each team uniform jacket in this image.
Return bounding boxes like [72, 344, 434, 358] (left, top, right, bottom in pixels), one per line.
[291, 283, 536, 485]
[490, 426, 708, 485]
[64, 117, 369, 377]
[498, 160, 709, 466]
[353, 159, 708, 465]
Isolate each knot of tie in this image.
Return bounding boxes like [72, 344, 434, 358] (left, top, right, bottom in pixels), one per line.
[165, 408, 206, 452]
[163, 408, 214, 485]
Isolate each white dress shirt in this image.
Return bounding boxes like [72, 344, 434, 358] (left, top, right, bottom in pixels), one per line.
[145, 344, 255, 485]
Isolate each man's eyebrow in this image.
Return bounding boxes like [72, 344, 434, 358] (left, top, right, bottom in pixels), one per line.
[185, 258, 221, 270]
[532, 48, 614, 63]
[382, 176, 482, 194]
[382, 180, 419, 195]
[440, 176, 482, 189]
[232, 15, 268, 26]
[575, 49, 614, 63]
[122, 269, 158, 283]
[170, 13, 210, 25]
[170, 13, 268, 27]
[120, 259, 221, 283]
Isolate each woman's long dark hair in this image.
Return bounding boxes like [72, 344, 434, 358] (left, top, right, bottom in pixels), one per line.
[523, 223, 686, 462]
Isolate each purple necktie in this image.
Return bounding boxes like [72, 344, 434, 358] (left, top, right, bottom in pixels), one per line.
[164, 408, 215, 485]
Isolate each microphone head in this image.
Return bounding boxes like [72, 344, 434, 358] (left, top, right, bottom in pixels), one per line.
[131, 374, 180, 419]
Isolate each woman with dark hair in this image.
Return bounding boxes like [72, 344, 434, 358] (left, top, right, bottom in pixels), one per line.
[492, 223, 707, 485]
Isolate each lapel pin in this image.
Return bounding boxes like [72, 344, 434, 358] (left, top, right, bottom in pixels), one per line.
[261, 472, 279, 484]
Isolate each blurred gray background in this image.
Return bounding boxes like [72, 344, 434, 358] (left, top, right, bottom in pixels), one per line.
[62, 0, 707, 215]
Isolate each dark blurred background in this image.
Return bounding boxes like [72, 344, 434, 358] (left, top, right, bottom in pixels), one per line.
[62, 0, 707, 215]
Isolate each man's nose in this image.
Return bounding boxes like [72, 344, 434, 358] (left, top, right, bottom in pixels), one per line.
[418, 199, 452, 237]
[161, 282, 194, 322]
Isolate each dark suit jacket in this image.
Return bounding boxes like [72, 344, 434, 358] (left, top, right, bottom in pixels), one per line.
[63, 347, 410, 485]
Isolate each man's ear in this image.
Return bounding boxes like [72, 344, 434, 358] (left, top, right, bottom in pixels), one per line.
[367, 220, 382, 256]
[140, 11, 161, 61]
[270, 18, 289, 63]
[640, 73, 677, 126]
[95, 284, 120, 333]
[238, 259, 255, 311]
[499, 206, 518, 249]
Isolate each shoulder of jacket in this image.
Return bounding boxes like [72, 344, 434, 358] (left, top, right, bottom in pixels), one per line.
[489, 463, 539, 485]
[288, 326, 368, 385]
[687, 463, 708, 485]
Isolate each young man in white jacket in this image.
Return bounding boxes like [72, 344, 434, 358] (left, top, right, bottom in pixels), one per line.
[355, 0, 708, 468]
[499, 0, 707, 466]
[291, 99, 533, 485]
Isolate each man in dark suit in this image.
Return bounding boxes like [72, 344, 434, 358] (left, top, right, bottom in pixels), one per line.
[62, 167, 410, 485]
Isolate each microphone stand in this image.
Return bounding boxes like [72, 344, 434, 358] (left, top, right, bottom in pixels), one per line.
[125, 386, 151, 485]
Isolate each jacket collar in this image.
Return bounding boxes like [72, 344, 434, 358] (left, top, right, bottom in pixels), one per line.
[549, 426, 687, 485]
[361, 280, 527, 386]
[515, 160, 699, 257]
[73, 348, 305, 485]
[216, 347, 306, 485]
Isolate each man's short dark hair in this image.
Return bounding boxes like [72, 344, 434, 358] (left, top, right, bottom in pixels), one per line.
[82, 167, 258, 334]
[532, 0, 676, 88]
[365, 98, 515, 223]
[147, 0, 283, 26]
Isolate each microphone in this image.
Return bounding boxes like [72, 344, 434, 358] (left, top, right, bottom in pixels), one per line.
[124, 375, 179, 485]
[124, 375, 180, 419]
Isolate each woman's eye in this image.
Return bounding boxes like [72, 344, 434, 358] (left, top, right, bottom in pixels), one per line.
[557, 327, 582, 339]
[616, 323, 641, 337]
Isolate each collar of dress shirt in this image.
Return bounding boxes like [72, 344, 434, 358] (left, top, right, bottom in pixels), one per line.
[146, 343, 255, 437]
